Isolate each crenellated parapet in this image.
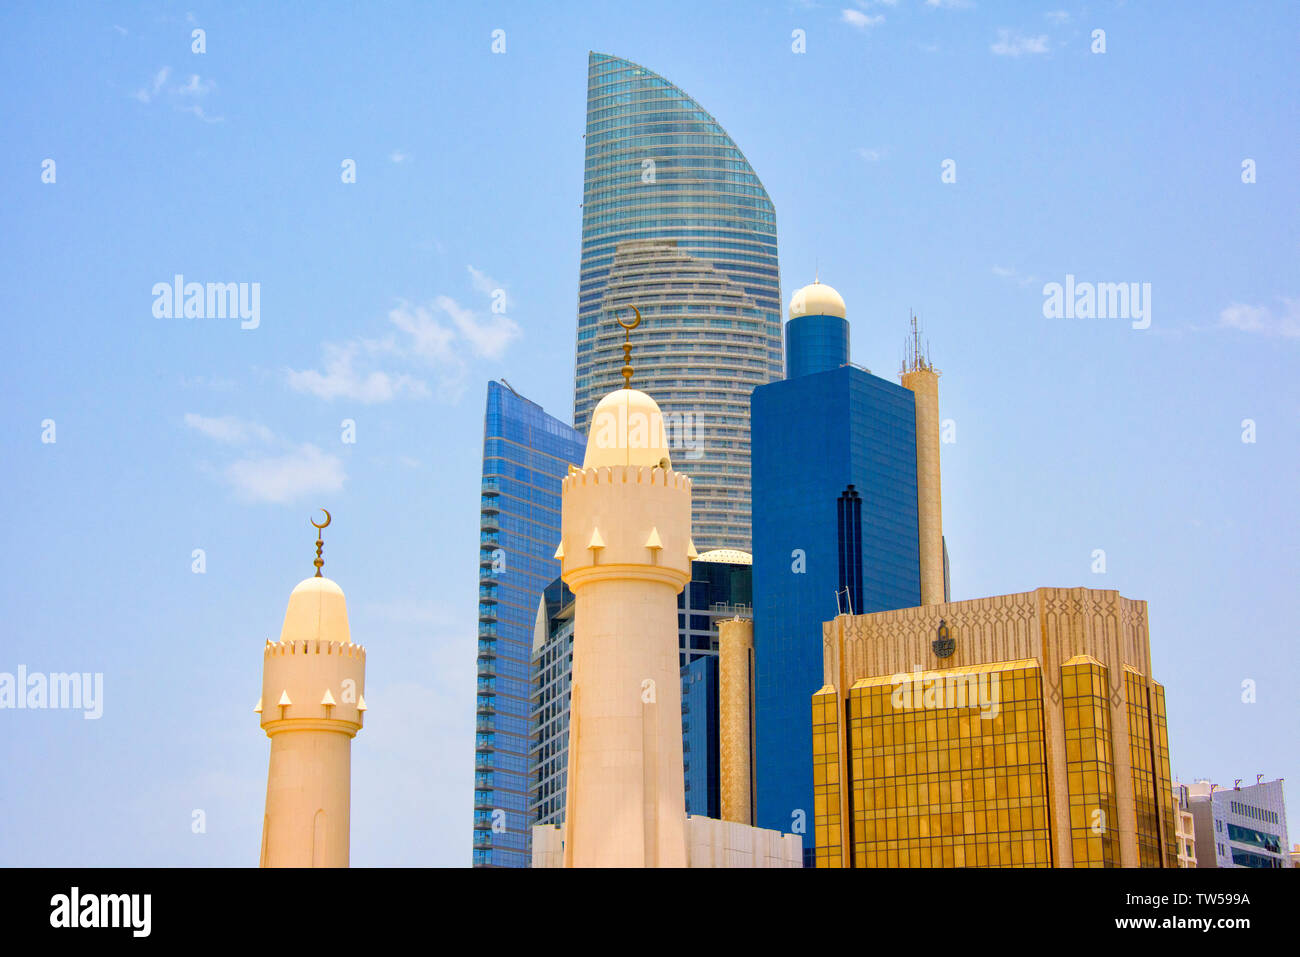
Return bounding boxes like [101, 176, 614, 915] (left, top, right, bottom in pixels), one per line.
[557, 463, 695, 592]
[258, 636, 367, 737]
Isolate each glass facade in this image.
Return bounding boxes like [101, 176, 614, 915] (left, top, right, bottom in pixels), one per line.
[682, 654, 720, 818]
[530, 556, 751, 828]
[785, 314, 849, 379]
[847, 664, 1051, 868]
[473, 381, 585, 868]
[752, 365, 922, 864]
[1062, 658, 1119, 866]
[573, 52, 783, 550]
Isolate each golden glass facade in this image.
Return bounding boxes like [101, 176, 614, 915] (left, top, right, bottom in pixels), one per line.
[1061, 658, 1119, 866]
[1124, 669, 1162, 867]
[846, 662, 1051, 868]
[812, 686, 842, 868]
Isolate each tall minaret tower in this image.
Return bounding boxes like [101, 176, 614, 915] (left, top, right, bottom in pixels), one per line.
[256, 511, 367, 867]
[556, 310, 696, 867]
[900, 317, 945, 605]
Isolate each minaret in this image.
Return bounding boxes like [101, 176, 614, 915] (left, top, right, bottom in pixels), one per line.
[900, 316, 945, 605]
[556, 309, 696, 867]
[256, 511, 367, 867]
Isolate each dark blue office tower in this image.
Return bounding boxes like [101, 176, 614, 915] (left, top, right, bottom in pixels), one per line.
[751, 281, 936, 866]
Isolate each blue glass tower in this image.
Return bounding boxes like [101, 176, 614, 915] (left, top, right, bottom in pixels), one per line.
[751, 284, 929, 865]
[473, 380, 585, 868]
[573, 52, 784, 550]
[682, 654, 720, 818]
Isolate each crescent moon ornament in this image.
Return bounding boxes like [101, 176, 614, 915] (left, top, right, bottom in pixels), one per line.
[311, 509, 331, 576]
[619, 306, 642, 388]
[618, 306, 642, 332]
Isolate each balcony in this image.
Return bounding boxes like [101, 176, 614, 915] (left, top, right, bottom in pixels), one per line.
[480, 494, 500, 514]
[478, 622, 498, 638]
[476, 695, 496, 715]
[480, 516, 500, 533]
[477, 639, 497, 660]
[479, 584, 498, 600]
[476, 716, 494, 733]
[481, 477, 501, 495]
[478, 603, 497, 623]
[473, 830, 494, 850]
[479, 531, 500, 546]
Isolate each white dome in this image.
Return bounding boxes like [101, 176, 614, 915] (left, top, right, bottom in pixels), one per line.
[583, 388, 672, 469]
[790, 280, 847, 320]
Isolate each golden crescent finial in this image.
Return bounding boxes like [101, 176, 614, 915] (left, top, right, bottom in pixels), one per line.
[618, 306, 642, 332]
[311, 509, 331, 576]
[619, 307, 641, 388]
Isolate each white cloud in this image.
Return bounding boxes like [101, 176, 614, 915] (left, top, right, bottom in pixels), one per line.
[177, 74, 214, 96]
[1045, 10, 1070, 23]
[991, 30, 1050, 56]
[133, 66, 170, 103]
[855, 147, 886, 162]
[435, 293, 521, 360]
[991, 264, 1040, 288]
[386, 301, 458, 364]
[926, 0, 973, 8]
[224, 443, 345, 504]
[389, 150, 411, 164]
[287, 342, 430, 402]
[183, 413, 273, 444]
[1218, 298, 1300, 338]
[842, 9, 885, 28]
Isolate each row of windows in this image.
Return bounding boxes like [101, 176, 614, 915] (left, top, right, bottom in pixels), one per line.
[1228, 800, 1279, 824]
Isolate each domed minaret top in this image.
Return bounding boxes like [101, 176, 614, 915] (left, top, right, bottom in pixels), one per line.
[785, 277, 850, 380]
[789, 278, 847, 320]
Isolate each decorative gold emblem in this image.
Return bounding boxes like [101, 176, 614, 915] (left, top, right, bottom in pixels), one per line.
[618, 306, 641, 389]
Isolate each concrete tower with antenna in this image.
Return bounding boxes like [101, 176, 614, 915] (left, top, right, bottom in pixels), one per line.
[900, 314, 945, 605]
[255, 511, 367, 867]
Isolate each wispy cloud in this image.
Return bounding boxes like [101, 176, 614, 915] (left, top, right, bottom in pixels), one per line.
[926, 0, 973, 8]
[133, 66, 170, 103]
[991, 264, 1041, 288]
[855, 147, 887, 162]
[1218, 298, 1300, 339]
[224, 443, 345, 504]
[991, 29, 1050, 56]
[183, 413, 273, 444]
[287, 265, 520, 405]
[185, 418, 346, 504]
[1045, 10, 1070, 23]
[389, 150, 412, 164]
[287, 341, 431, 403]
[842, 9, 885, 29]
[132, 67, 223, 121]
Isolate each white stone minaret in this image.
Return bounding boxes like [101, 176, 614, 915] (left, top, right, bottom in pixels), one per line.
[256, 514, 367, 867]
[555, 385, 697, 867]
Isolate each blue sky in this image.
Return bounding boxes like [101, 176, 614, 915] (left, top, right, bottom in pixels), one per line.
[1, 1, 1295, 866]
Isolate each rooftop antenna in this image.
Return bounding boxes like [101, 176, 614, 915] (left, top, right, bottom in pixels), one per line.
[310, 509, 331, 577]
[900, 310, 937, 377]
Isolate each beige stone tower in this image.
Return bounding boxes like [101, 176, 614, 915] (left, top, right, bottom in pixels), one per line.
[556, 386, 696, 867]
[718, 617, 755, 825]
[900, 317, 944, 606]
[256, 516, 366, 867]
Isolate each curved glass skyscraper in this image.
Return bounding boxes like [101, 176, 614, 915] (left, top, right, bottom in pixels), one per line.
[574, 52, 783, 550]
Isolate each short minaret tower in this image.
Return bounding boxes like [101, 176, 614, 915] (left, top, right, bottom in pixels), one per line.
[256, 510, 367, 867]
[556, 310, 695, 867]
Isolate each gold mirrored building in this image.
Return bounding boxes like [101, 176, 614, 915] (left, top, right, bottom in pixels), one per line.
[813, 587, 1177, 868]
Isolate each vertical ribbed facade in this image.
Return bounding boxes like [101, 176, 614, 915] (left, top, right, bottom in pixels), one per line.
[473, 381, 585, 868]
[573, 52, 783, 550]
